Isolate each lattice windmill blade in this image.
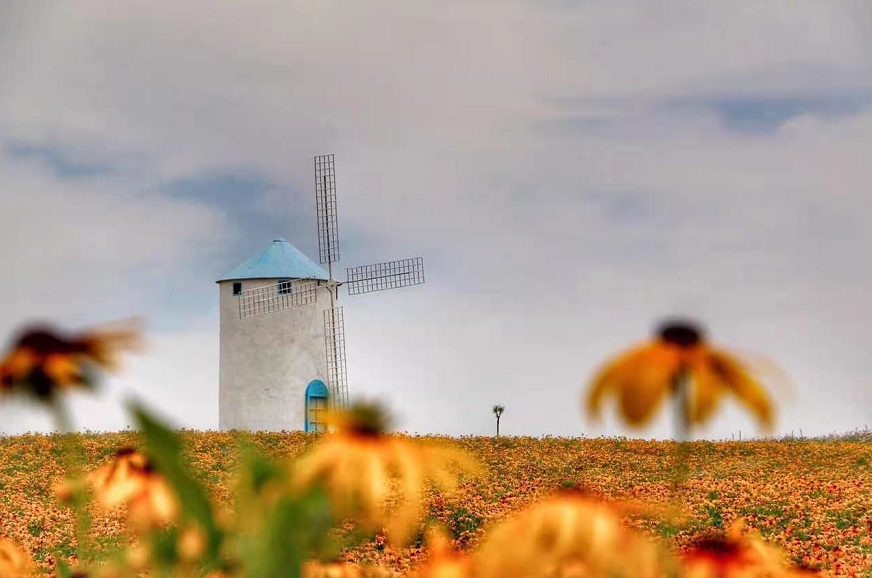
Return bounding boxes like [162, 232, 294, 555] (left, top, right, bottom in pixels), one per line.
[238, 279, 318, 319]
[323, 306, 349, 408]
[315, 154, 340, 265]
[345, 257, 425, 296]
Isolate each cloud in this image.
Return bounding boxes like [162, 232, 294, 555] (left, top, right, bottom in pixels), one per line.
[1, 0, 871, 438]
[0, 144, 232, 332]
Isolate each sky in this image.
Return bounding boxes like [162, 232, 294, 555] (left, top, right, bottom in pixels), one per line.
[1, 1, 871, 439]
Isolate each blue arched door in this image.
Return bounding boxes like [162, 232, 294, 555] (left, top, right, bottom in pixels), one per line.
[305, 380, 329, 432]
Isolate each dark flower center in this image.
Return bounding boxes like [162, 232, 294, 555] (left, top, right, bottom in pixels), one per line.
[16, 328, 88, 354]
[687, 536, 743, 562]
[342, 401, 393, 437]
[657, 321, 704, 348]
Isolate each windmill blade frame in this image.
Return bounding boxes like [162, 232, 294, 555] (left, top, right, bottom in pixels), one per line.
[323, 306, 349, 409]
[238, 279, 318, 319]
[346, 257, 425, 296]
[315, 154, 340, 265]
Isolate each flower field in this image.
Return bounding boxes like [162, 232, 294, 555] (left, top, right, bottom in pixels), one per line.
[1, 431, 870, 577]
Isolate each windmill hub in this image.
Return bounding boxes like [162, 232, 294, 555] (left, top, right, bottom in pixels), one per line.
[216, 154, 426, 432]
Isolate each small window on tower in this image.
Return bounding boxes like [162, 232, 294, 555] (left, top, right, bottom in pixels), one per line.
[233, 282, 242, 296]
[277, 279, 293, 295]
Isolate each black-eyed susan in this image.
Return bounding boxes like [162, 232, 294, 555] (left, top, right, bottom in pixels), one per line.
[0, 537, 33, 578]
[680, 521, 810, 578]
[291, 400, 479, 546]
[410, 530, 471, 578]
[0, 321, 140, 401]
[586, 319, 775, 431]
[473, 492, 664, 578]
[177, 525, 207, 562]
[87, 448, 177, 529]
[302, 562, 364, 578]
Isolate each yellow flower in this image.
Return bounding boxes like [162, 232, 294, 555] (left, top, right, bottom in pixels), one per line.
[411, 530, 471, 578]
[177, 525, 207, 562]
[0, 321, 140, 400]
[292, 401, 479, 545]
[0, 537, 33, 578]
[680, 521, 813, 578]
[474, 492, 663, 578]
[586, 320, 775, 429]
[87, 448, 178, 529]
[303, 562, 365, 578]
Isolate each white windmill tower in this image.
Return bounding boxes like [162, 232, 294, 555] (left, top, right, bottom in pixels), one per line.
[217, 154, 425, 432]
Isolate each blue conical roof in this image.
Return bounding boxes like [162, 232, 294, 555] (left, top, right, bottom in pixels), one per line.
[217, 238, 329, 282]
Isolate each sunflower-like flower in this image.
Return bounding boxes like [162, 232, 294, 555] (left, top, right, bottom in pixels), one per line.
[411, 530, 471, 578]
[87, 448, 178, 529]
[0, 537, 33, 578]
[473, 492, 664, 578]
[291, 401, 480, 545]
[0, 321, 140, 401]
[681, 521, 816, 578]
[303, 562, 364, 578]
[586, 320, 775, 430]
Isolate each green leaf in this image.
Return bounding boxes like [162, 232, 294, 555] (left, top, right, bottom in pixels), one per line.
[235, 445, 334, 578]
[130, 403, 223, 569]
[55, 559, 74, 578]
[239, 490, 333, 578]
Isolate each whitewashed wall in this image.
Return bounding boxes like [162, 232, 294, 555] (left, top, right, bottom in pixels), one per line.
[218, 279, 331, 431]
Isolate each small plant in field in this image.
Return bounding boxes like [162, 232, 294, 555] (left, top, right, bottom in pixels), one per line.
[491, 405, 504, 437]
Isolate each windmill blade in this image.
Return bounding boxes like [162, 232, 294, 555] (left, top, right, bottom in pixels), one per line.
[345, 257, 425, 296]
[315, 154, 340, 264]
[323, 307, 349, 408]
[238, 279, 318, 319]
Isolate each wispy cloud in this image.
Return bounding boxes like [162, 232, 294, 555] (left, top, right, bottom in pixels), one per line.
[1, 0, 870, 437]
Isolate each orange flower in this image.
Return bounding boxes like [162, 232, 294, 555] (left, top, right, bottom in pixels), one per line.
[292, 401, 479, 545]
[411, 531, 471, 578]
[586, 320, 775, 429]
[303, 562, 364, 578]
[681, 522, 815, 578]
[474, 492, 663, 578]
[87, 448, 177, 528]
[0, 537, 33, 578]
[0, 321, 139, 400]
[177, 525, 207, 562]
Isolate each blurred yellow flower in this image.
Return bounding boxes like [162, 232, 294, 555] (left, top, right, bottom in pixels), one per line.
[177, 525, 207, 562]
[680, 521, 814, 578]
[586, 320, 775, 429]
[87, 448, 178, 529]
[292, 401, 479, 545]
[474, 492, 663, 578]
[303, 562, 364, 578]
[411, 530, 471, 578]
[0, 321, 140, 401]
[0, 537, 33, 578]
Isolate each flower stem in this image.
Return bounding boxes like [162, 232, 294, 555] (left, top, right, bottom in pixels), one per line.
[672, 371, 691, 504]
[51, 397, 94, 567]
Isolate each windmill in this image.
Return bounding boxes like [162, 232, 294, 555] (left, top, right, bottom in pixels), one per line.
[232, 154, 425, 412]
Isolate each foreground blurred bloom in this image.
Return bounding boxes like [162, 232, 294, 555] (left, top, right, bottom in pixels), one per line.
[303, 562, 363, 578]
[681, 521, 813, 578]
[292, 401, 479, 545]
[411, 530, 471, 578]
[87, 448, 177, 528]
[0, 537, 33, 578]
[474, 492, 662, 578]
[586, 320, 774, 429]
[0, 321, 140, 400]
